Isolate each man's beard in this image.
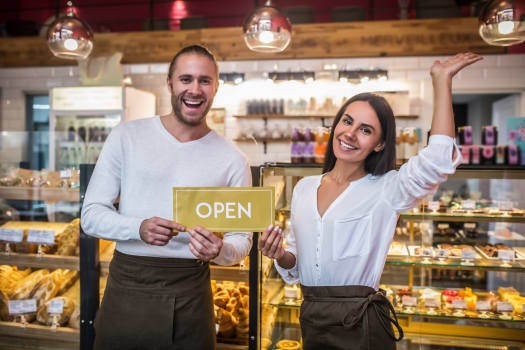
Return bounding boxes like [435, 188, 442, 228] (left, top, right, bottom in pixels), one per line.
[171, 93, 212, 127]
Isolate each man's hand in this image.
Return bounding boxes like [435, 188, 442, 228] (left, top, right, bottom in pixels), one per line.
[139, 217, 185, 246]
[188, 226, 223, 261]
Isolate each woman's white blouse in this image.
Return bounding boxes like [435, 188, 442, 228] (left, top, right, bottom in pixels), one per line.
[274, 135, 461, 289]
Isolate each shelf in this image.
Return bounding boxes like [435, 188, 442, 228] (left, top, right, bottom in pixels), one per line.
[0, 321, 79, 343]
[0, 186, 79, 202]
[396, 310, 525, 323]
[399, 212, 525, 223]
[211, 265, 249, 283]
[234, 114, 332, 119]
[233, 138, 290, 143]
[386, 256, 525, 271]
[234, 114, 417, 119]
[216, 343, 248, 350]
[261, 163, 525, 180]
[0, 253, 79, 270]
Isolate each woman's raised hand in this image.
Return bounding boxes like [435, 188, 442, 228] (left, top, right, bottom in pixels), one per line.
[430, 52, 483, 82]
[258, 225, 286, 260]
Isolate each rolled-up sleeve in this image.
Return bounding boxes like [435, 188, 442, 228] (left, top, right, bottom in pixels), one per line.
[385, 134, 461, 212]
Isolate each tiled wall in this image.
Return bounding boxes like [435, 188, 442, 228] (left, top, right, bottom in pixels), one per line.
[1, 54, 524, 166]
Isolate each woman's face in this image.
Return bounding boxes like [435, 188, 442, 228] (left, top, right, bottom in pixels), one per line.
[332, 101, 384, 166]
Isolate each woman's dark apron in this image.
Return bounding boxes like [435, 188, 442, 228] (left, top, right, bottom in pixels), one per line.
[300, 285, 403, 350]
[94, 250, 215, 350]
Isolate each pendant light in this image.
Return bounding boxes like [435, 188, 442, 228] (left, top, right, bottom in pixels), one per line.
[47, 1, 94, 60]
[243, 0, 292, 53]
[479, 0, 525, 46]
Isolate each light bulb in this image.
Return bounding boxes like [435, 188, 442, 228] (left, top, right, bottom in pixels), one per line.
[498, 20, 515, 34]
[258, 31, 275, 44]
[64, 38, 79, 51]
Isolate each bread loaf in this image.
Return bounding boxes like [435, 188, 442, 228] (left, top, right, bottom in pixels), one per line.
[10, 269, 49, 300]
[0, 290, 9, 321]
[56, 270, 79, 296]
[36, 296, 75, 326]
[68, 306, 80, 329]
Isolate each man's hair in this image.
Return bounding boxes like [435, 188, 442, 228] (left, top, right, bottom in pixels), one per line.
[167, 45, 219, 81]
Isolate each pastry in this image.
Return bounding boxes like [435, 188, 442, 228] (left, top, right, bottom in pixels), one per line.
[0, 290, 9, 321]
[10, 269, 50, 300]
[36, 296, 75, 326]
[68, 305, 80, 329]
[217, 309, 236, 338]
[276, 340, 301, 350]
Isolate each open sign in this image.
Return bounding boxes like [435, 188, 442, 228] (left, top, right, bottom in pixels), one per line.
[173, 187, 275, 232]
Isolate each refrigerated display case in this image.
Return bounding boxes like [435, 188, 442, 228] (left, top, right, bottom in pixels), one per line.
[49, 86, 155, 171]
[257, 163, 525, 350]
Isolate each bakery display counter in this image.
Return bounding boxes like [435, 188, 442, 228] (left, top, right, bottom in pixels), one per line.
[399, 212, 525, 223]
[258, 164, 525, 349]
[0, 253, 79, 270]
[0, 186, 79, 202]
[0, 321, 79, 342]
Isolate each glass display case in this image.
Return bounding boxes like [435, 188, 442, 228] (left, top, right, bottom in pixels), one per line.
[257, 163, 525, 350]
[0, 131, 83, 349]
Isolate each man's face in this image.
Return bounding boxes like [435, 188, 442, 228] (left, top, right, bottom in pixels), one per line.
[167, 54, 218, 127]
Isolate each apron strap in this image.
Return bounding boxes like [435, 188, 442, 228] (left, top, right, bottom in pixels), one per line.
[339, 291, 403, 342]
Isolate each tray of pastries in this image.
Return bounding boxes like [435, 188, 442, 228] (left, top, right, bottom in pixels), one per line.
[388, 241, 409, 256]
[475, 244, 525, 261]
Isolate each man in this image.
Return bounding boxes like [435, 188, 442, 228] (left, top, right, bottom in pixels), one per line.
[81, 45, 252, 350]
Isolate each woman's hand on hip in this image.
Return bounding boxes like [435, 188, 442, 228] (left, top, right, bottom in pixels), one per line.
[258, 225, 285, 260]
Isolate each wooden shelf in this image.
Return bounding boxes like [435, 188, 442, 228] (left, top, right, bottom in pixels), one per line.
[0, 253, 79, 270]
[0, 186, 79, 202]
[234, 114, 417, 119]
[233, 138, 290, 143]
[0, 321, 79, 343]
[234, 114, 332, 119]
[210, 265, 249, 282]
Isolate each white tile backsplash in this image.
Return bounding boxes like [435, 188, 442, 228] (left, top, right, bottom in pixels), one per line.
[1, 53, 524, 165]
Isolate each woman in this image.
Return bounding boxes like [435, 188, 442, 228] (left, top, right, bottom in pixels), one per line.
[259, 53, 482, 350]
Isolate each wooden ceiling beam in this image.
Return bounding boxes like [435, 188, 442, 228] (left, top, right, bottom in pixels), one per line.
[0, 17, 503, 67]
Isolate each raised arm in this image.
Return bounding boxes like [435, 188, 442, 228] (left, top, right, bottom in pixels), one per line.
[430, 52, 483, 138]
[384, 53, 483, 213]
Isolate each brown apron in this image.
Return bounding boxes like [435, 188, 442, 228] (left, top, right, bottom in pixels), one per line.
[94, 250, 215, 350]
[300, 285, 403, 350]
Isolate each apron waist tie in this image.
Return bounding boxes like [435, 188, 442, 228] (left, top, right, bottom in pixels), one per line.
[305, 290, 404, 343]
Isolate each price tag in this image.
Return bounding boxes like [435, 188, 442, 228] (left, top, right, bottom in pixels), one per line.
[436, 249, 449, 258]
[428, 201, 440, 211]
[0, 228, 24, 243]
[461, 249, 476, 260]
[421, 247, 433, 257]
[423, 298, 439, 308]
[464, 223, 476, 230]
[498, 201, 513, 211]
[8, 299, 37, 315]
[27, 230, 55, 245]
[402, 296, 417, 307]
[437, 223, 449, 230]
[476, 301, 491, 311]
[461, 200, 476, 210]
[496, 302, 513, 313]
[498, 249, 515, 261]
[48, 299, 64, 315]
[452, 300, 467, 310]
[215, 323, 219, 335]
[60, 169, 72, 179]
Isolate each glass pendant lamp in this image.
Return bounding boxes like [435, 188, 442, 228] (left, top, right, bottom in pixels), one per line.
[479, 0, 525, 46]
[47, 1, 94, 60]
[243, 0, 292, 53]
